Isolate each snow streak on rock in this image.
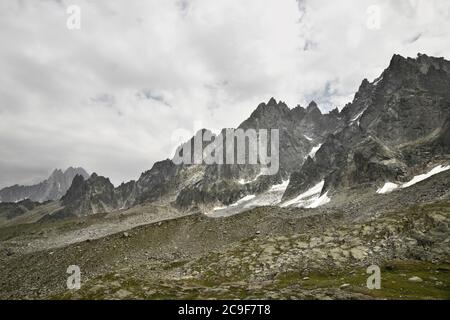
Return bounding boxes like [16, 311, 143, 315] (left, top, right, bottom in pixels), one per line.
[280, 180, 330, 208]
[306, 144, 322, 159]
[376, 182, 399, 194]
[377, 165, 450, 194]
[208, 180, 290, 217]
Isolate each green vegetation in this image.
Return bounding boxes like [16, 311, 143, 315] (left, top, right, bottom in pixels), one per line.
[275, 260, 450, 300]
[53, 259, 450, 300]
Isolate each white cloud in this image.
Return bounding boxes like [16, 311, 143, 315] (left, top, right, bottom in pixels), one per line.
[1, 0, 450, 187]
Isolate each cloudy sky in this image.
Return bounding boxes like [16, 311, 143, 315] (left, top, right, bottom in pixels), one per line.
[1, 0, 450, 188]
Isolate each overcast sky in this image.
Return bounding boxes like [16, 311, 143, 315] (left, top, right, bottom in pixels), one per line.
[1, 0, 450, 188]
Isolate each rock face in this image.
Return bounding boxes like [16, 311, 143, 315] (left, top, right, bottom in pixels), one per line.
[60, 173, 116, 216]
[172, 98, 343, 210]
[60, 160, 180, 216]
[239, 98, 343, 174]
[60, 53, 450, 216]
[284, 53, 450, 199]
[60, 99, 342, 215]
[0, 167, 89, 203]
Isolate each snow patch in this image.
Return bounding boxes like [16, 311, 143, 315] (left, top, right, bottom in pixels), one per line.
[281, 180, 328, 208]
[351, 109, 366, 122]
[210, 180, 290, 217]
[376, 182, 399, 194]
[230, 195, 256, 207]
[306, 192, 331, 208]
[270, 180, 290, 192]
[306, 144, 322, 159]
[350, 107, 368, 125]
[373, 75, 383, 86]
[238, 172, 262, 185]
[402, 165, 450, 188]
[304, 135, 313, 141]
[377, 165, 450, 194]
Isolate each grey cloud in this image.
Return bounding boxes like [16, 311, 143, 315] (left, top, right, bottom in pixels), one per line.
[136, 89, 172, 108]
[1, 0, 450, 188]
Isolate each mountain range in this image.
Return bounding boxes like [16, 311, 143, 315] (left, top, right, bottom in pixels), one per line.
[1, 53, 450, 300]
[1, 53, 449, 220]
[53, 53, 450, 218]
[0, 167, 89, 203]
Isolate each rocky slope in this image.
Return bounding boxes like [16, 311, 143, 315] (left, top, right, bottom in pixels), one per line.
[0, 167, 89, 203]
[1, 170, 449, 299]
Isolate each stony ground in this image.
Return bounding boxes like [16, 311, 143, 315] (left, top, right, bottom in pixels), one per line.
[1, 174, 449, 300]
[1, 199, 449, 300]
[53, 201, 450, 300]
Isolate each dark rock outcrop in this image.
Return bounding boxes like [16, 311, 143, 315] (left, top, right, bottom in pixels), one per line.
[60, 173, 116, 216]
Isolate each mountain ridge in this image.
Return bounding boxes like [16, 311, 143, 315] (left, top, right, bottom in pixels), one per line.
[0, 167, 89, 203]
[56, 53, 450, 217]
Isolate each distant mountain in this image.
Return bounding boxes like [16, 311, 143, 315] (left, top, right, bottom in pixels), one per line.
[59, 53, 450, 217]
[0, 167, 89, 203]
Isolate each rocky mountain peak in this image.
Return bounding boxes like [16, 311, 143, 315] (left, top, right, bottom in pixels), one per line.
[60, 173, 116, 216]
[64, 166, 88, 176]
[72, 174, 86, 186]
[259, 98, 290, 112]
[239, 98, 291, 129]
[60, 175, 86, 204]
[389, 53, 407, 68]
[267, 97, 278, 106]
[328, 107, 340, 117]
[359, 78, 371, 89]
[51, 169, 64, 176]
[283, 53, 450, 202]
[290, 104, 306, 121]
[306, 101, 322, 115]
[382, 53, 450, 83]
[147, 159, 176, 174]
[307, 100, 318, 110]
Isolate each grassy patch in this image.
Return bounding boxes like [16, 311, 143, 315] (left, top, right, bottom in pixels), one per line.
[274, 260, 450, 300]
